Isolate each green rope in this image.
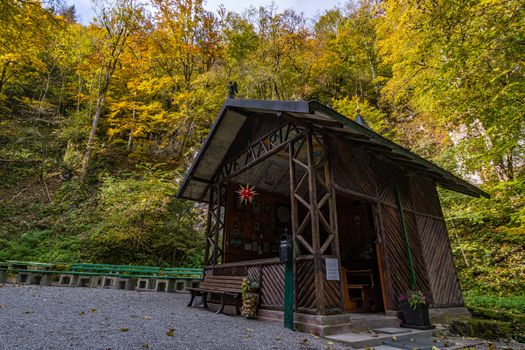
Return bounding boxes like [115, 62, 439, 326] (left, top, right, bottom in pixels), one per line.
[395, 187, 417, 290]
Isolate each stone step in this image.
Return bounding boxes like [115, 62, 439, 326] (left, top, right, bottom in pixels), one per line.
[357, 339, 485, 350]
[384, 338, 456, 350]
[326, 328, 434, 348]
[257, 310, 403, 336]
[295, 321, 357, 336]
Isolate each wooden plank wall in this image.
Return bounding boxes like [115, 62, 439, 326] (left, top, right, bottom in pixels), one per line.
[328, 136, 464, 309]
[296, 257, 341, 313]
[205, 259, 286, 310]
[412, 178, 464, 307]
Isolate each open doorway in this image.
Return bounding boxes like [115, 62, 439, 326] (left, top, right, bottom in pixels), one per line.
[337, 194, 385, 313]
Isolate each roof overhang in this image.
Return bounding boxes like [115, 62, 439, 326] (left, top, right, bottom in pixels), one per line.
[177, 99, 489, 202]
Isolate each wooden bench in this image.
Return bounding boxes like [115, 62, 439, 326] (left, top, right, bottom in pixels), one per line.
[187, 275, 244, 315]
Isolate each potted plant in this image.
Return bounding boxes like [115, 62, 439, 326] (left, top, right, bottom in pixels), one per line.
[241, 277, 260, 319]
[398, 290, 433, 329]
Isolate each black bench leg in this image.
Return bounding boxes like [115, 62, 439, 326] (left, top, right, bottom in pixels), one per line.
[202, 292, 209, 309]
[188, 291, 197, 307]
[217, 294, 226, 314]
[235, 295, 241, 316]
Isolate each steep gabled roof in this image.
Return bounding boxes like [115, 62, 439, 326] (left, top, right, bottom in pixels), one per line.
[177, 98, 489, 202]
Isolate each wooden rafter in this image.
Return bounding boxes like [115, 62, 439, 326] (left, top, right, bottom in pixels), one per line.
[216, 123, 304, 183]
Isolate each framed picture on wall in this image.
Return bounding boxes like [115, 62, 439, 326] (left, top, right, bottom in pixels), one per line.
[234, 199, 246, 212]
[252, 201, 261, 215]
[253, 221, 260, 231]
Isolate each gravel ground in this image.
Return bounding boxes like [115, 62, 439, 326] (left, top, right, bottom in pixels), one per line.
[0, 284, 521, 350]
[0, 283, 348, 350]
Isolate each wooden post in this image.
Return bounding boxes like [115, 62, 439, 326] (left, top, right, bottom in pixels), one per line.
[212, 183, 223, 265]
[306, 130, 325, 315]
[324, 152, 343, 310]
[288, 142, 299, 311]
[204, 186, 215, 266]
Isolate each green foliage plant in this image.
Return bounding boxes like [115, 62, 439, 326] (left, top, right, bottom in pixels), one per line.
[398, 290, 428, 310]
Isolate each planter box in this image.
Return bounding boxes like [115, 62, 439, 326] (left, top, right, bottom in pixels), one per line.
[400, 300, 433, 329]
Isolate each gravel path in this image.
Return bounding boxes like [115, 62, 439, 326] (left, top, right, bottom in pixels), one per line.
[0, 284, 520, 350]
[0, 283, 348, 350]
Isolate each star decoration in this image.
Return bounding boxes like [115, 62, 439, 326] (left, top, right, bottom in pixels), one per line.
[237, 184, 257, 204]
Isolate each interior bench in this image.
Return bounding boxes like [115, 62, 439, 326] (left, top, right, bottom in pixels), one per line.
[187, 275, 244, 315]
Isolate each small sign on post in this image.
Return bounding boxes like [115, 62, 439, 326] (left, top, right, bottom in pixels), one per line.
[325, 258, 340, 281]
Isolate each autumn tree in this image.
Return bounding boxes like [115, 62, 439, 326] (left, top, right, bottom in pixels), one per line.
[79, 0, 144, 182]
[378, 0, 524, 181]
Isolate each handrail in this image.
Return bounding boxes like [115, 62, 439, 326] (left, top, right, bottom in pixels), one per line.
[205, 257, 281, 269]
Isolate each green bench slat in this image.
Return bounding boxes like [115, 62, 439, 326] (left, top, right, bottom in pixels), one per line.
[4, 262, 204, 280]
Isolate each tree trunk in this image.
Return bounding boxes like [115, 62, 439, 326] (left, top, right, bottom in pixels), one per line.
[79, 92, 105, 182]
[127, 109, 135, 153]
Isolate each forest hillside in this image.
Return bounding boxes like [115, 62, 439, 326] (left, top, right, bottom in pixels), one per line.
[0, 0, 523, 339]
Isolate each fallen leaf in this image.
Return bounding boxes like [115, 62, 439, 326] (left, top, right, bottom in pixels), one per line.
[142, 343, 151, 348]
[301, 338, 309, 345]
[246, 328, 254, 332]
[143, 316, 152, 320]
[24, 310, 34, 314]
[120, 327, 129, 332]
[327, 341, 334, 345]
[166, 328, 175, 337]
[90, 308, 97, 313]
[79, 311, 85, 316]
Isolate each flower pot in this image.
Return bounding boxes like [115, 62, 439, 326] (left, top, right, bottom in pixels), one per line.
[400, 300, 433, 329]
[241, 292, 259, 319]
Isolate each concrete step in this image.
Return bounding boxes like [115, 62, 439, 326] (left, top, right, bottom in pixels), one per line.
[384, 338, 456, 350]
[257, 310, 403, 336]
[356, 338, 485, 350]
[326, 328, 434, 348]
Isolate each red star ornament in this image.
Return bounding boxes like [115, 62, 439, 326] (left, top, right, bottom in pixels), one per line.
[237, 184, 257, 204]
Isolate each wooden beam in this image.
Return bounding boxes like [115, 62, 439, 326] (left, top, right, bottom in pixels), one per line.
[334, 183, 445, 222]
[324, 144, 343, 310]
[306, 130, 326, 315]
[288, 141, 300, 310]
[192, 176, 212, 184]
[203, 187, 215, 266]
[219, 131, 305, 183]
[279, 112, 344, 128]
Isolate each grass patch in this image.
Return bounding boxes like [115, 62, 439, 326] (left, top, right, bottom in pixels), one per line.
[464, 292, 525, 313]
[453, 291, 525, 342]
